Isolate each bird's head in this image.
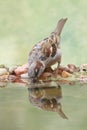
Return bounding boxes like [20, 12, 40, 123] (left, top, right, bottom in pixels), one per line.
[28, 61, 45, 82]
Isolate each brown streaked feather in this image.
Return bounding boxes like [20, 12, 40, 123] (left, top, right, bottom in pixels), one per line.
[41, 40, 52, 57]
[51, 43, 57, 57]
[41, 19, 67, 58]
[41, 34, 58, 58]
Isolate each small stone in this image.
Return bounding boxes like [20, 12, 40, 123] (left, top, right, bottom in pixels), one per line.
[21, 73, 28, 78]
[61, 71, 71, 78]
[67, 64, 80, 73]
[80, 64, 87, 72]
[14, 64, 28, 76]
[40, 72, 52, 80]
[9, 66, 18, 74]
[0, 74, 8, 81]
[0, 68, 9, 76]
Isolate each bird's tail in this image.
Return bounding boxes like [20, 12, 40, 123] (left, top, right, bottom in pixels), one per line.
[57, 106, 68, 119]
[54, 18, 67, 36]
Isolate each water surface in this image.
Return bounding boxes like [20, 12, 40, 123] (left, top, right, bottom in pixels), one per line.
[0, 0, 87, 130]
[0, 81, 87, 130]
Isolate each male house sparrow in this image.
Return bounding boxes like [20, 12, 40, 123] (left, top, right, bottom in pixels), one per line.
[28, 18, 67, 81]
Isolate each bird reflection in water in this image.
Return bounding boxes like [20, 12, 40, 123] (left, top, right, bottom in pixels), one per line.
[28, 83, 68, 119]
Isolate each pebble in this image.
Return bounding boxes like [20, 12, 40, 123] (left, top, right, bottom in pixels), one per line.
[80, 64, 87, 72]
[61, 71, 72, 78]
[0, 68, 9, 76]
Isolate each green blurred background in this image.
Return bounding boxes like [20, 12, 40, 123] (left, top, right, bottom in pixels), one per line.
[0, 0, 87, 130]
[0, 0, 87, 66]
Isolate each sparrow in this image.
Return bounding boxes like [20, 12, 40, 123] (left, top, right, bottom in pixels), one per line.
[28, 18, 67, 81]
[28, 84, 68, 119]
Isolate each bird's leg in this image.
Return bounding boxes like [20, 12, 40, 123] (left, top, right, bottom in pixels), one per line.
[58, 61, 61, 68]
[57, 55, 61, 68]
[55, 58, 61, 76]
[52, 46, 62, 75]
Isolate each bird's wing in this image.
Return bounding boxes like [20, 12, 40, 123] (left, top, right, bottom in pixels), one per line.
[29, 18, 67, 62]
[39, 35, 58, 61]
[39, 18, 67, 60]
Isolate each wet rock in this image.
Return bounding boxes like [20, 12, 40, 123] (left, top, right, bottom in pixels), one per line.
[61, 71, 72, 78]
[40, 72, 52, 80]
[14, 64, 28, 76]
[67, 64, 80, 73]
[21, 73, 28, 78]
[80, 64, 87, 72]
[9, 66, 18, 75]
[0, 74, 8, 81]
[0, 68, 9, 76]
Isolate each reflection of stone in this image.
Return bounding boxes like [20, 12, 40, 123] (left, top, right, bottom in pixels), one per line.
[0, 81, 8, 88]
[28, 84, 68, 119]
